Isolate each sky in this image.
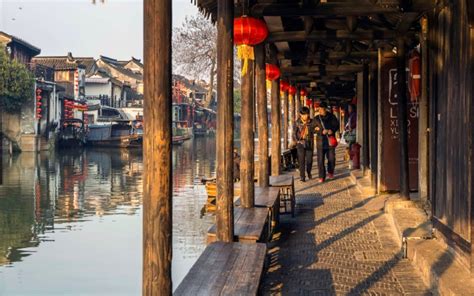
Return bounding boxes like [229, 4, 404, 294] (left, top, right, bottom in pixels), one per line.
[0, 0, 199, 60]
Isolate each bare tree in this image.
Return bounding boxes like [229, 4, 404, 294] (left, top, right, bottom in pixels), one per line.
[173, 14, 217, 107]
[173, 14, 241, 108]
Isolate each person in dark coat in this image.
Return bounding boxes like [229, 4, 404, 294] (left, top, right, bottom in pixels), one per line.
[293, 107, 316, 182]
[314, 102, 340, 182]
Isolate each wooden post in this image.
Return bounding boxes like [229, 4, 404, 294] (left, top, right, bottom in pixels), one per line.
[418, 17, 429, 201]
[362, 63, 370, 173]
[295, 89, 301, 120]
[256, 44, 269, 187]
[271, 80, 281, 176]
[310, 98, 314, 117]
[216, 0, 234, 241]
[397, 37, 410, 200]
[289, 91, 295, 145]
[369, 62, 378, 188]
[283, 90, 289, 150]
[143, 0, 172, 294]
[240, 59, 255, 207]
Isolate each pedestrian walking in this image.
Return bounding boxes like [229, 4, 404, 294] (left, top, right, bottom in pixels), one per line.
[314, 102, 340, 182]
[293, 107, 315, 182]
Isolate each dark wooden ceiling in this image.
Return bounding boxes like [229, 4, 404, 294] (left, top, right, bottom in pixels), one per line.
[194, 0, 436, 102]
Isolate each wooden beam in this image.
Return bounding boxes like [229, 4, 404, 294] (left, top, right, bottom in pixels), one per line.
[255, 45, 270, 187]
[143, 0, 172, 294]
[397, 37, 410, 200]
[278, 51, 379, 60]
[271, 79, 281, 176]
[252, 3, 400, 17]
[216, 0, 234, 242]
[396, 12, 420, 33]
[240, 59, 255, 208]
[281, 64, 363, 74]
[267, 30, 398, 43]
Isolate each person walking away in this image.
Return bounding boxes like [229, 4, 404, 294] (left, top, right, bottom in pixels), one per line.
[314, 102, 340, 182]
[344, 104, 357, 161]
[293, 107, 315, 182]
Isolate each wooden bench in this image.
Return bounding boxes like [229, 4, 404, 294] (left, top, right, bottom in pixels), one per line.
[207, 207, 269, 244]
[174, 242, 267, 296]
[235, 186, 280, 240]
[270, 174, 296, 217]
[204, 182, 241, 213]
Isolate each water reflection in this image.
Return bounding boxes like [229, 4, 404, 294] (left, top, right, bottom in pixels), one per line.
[0, 137, 216, 295]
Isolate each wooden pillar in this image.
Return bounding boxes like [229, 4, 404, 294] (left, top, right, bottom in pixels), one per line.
[143, 0, 172, 293]
[397, 37, 410, 199]
[369, 62, 378, 188]
[362, 63, 370, 173]
[271, 80, 281, 176]
[289, 91, 295, 145]
[418, 17, 429, 201]
[282, 90, 289, 150]
[256, 45, 269, 187]
[216, 0, 234, 241]
[295, 90, 301, 120]
[240, 59, 255, 208]
[310, 98, 314, 117]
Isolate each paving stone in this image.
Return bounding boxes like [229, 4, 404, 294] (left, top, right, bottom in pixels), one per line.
[261, 149, 431, 295]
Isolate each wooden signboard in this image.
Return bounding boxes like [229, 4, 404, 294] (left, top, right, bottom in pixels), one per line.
[378, 56, 419, 191]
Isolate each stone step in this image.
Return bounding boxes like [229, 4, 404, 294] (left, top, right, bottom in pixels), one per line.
[350, 169, 376, 196]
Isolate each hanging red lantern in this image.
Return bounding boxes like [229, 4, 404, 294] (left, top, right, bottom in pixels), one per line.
[288, 86, 297, 96]
[234, 16, 268, 75]
[408, 50, 421, 102]
[300, 89, 307, 97]
[280, 80, 289, 92]
[265, 64, 280, 81]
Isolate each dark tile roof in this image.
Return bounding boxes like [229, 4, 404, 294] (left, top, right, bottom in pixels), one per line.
[0, 31, 41, 56]
[98, 55, 143, 80]
[32, 53, 94, 72]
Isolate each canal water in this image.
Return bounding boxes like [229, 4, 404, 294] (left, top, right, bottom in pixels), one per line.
[0, 137, 217, 295]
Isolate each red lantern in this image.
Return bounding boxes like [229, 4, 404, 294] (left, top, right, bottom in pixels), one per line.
[288, 86, 297, 96]
[280, 80, 289, 92]
[234, 17, 268, 46]
[234, 16, 268, 75]
[306, 99, 312, 107]
[300, 89, 307, 97]
[266, 64, 280, 81]
[314, 101, 320, 108]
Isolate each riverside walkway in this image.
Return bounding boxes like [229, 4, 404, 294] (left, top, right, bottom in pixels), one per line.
[262, 147, 431, 295]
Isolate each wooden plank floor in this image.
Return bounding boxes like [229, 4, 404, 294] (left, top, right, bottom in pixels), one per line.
[174, 242, 267, 296]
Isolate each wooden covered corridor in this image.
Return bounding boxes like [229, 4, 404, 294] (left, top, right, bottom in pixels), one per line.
[142, 0, 474, 295]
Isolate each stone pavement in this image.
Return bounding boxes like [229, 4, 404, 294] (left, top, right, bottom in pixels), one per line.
[261, 147, 431, 295]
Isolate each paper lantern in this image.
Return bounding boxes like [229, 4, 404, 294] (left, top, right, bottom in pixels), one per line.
[300, 89, 307, 97]
[234, 16, 268, 75]
[288, 86, 297, 96]
[280, 80, 289, 92]
[266, 64, 280, 81]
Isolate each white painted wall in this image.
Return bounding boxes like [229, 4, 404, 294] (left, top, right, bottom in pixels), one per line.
[86, 82, 112, 97]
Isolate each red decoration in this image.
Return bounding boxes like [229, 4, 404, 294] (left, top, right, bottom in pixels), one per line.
[280, 80, 289, 92]
[234, 16, 268, 75]
[36, 88, 42, 119]
[300, 89, 307, 97]
[306, 99, 312, 107]
[288, 86, 297, 96]
[234, 16, 268, 46]
[313, 101, 320, 108]
[408, 50, 421, 102]
[266, 64, 280, 81]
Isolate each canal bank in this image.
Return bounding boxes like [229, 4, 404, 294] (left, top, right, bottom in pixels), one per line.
[0, 137, 216, 295]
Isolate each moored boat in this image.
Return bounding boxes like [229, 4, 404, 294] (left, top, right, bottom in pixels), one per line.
[58, 119, 87, 148]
